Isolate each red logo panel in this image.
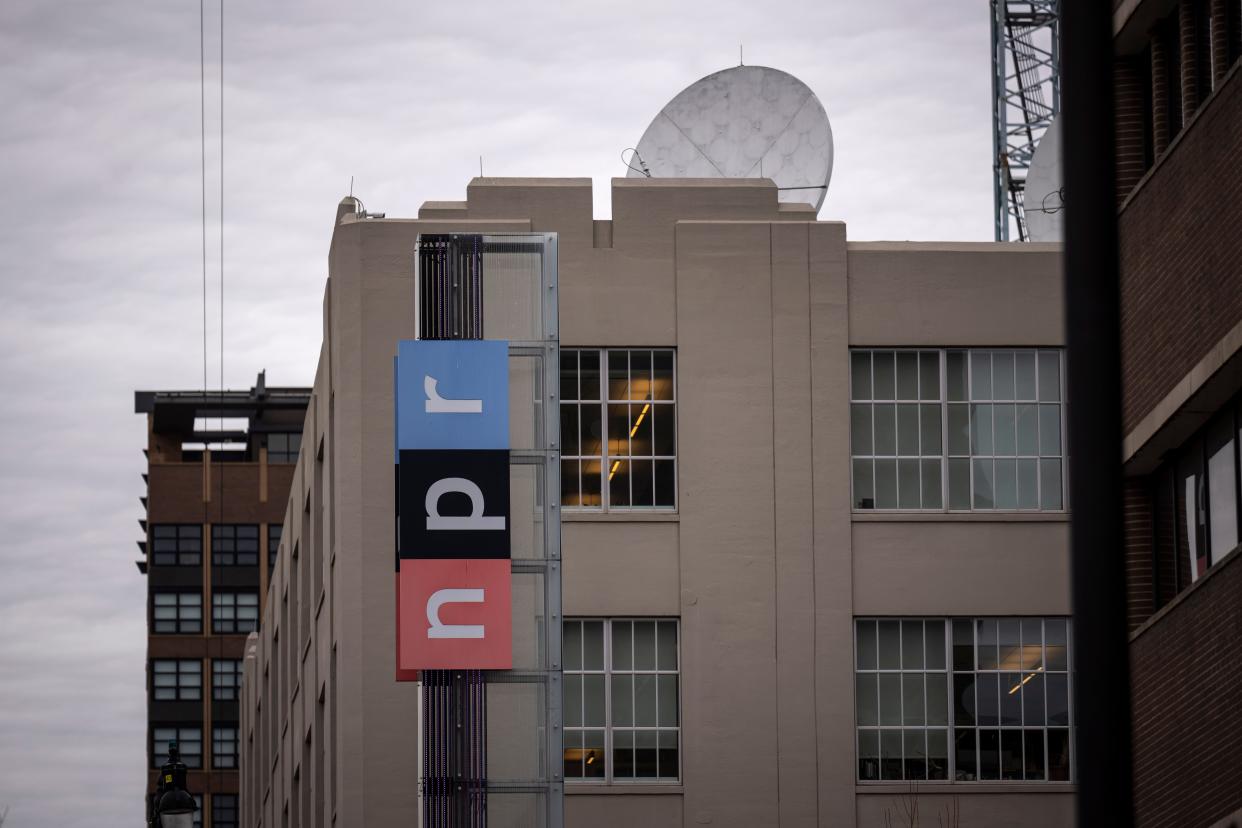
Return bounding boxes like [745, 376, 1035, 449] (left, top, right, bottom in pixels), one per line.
[396, 558, 512, 675]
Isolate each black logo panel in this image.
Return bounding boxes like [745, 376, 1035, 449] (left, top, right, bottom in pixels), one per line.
[398, 449, 510, 559]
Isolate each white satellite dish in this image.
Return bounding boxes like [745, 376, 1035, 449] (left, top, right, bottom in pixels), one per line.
[1024, 117, 1062, 242]
[627, 65, 834, 212]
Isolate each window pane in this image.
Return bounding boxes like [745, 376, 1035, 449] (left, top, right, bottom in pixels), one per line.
[1040, 459, 1063, 510]
[631, 459, 654, 506]
[921, 459, 943, 510]
[873, 351, 895, 400]
[928, 729, 949, 780]
[947, 404, 970, 456]
[567, 731, 586, 779]
[634, 675, 657, 726]
[920, 404, 942, 455]
[919, 352, 940, 401]
[897, 405, 919, 455]
[560, 350, 579, 400]
[654, 459, 675, 507]
[994, 459, 1017, 509]
[611, 675, 633, 727]
[582, 621, 604, 670]
[635, 730, 658, 778]
[880, 729, 903, 780]
[970, 352, 992, 400]
[853, 459, 875, 509]
[1021, 618, 1044, 670]
[1048, 729, 1071, 780]
[927, 673, 948, 727]
[851, 352, 872, 400]
[993, 352, 1015, 400]
[1023, 673, 1046, 726]
[947, 351, 967, 401]
[563, 622, 582, 671]
[851, 404, 873, 455]
[971, 404, 994, 454]
[652, 351, 674, 401]
[613, 729, 634, 778]
[607, 351, 629, 399]
[657, 675, 678, 726]
[903, 674, 925, 726]
[608, 460, 630, 507]
[904, 729, 927, 779]
[657, 621, 678, 670]
[1015, 352, 1037, 399]
[1025, 729, 1047, 780]
[1039, 405, 1062, 456]
[633, 621, 656, 670]
[583, 674, 605, 727]
[561, 406, 579, 456]
[1016, 404, 1038, 455]
[581, 458, 603, 506]
[875, 460, 897, 509]
[948, 459, 971, 509]
[896, 352, 919, 399]
[979, 729, 1000, 780]
[879, 674, 902, 726]
[1001, 729, 1024, 779]
[561, 459, 581, 507]
[580, 351, 600, 400]
[955, 728, 977, 781]
[953, 673, 976, 726]
[898, 460, 920, 509]
[994, 404, 1016, 455]
[972, 458, 994, 509]
[901, 621, 924, 669]
[976, 673, 999, 726]
[1206, 417, 1238, 564]
[629, 350, 652, 401]
[630, 404, 653, 455]
[1045, 619, 1068, 670]
[857, 620, 877, 669]
[856, 674, 878, 726]
[1000, 673, 1022, 725]
[878, 620, 901, 669]
[583, 729, 605, 778]
[859, 730, 880, 780]
[581, 403, 603, 457]
[1046, 674, 1070, 726]
[924, 620, 946, 669]
[1017, 458, 1039, 509]
[1038, 352, 1061, 401]
[952, 620, 975, 670]
[658, 730, 678, 779]
[874, 404, 896, 455]
[1000, 619, 1021, 669]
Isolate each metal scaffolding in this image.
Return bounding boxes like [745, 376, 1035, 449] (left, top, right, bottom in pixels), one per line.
[991, 0, 1061, 241]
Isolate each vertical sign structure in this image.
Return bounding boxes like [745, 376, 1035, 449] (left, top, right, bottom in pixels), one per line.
[399, 234, 563, 828]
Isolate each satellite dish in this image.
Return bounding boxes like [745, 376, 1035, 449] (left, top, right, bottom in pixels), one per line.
[1024, 117, 1062, 242]
[628, 65, 834, 212]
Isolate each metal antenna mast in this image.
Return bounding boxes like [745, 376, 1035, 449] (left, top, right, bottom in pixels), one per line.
[991, 0, 1061, 241]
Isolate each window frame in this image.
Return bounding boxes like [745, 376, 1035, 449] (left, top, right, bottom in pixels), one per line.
[268, 523, 283, 576]
[152, 658, 203, 701]
[563, 617, 681, 785]
[213, 658, 242, 701]
[152, 591, 203, 634]
[561, 348, 678, 512]
[850, 348, 1067, 513]
[211, 793, 238, 828]
[212, 723, 239, 769]
[854, 617, 1074, 785]
[211, 524, 260, 567]
[212, 591, 259, 634]
[151, 524, 203, 567]
[267, 432, 301, 464]
[152, 724, 202, 769]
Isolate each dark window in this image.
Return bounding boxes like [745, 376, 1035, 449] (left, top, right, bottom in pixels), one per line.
[212, 724, 238, 769]
[212, 524, 259, 566]
[1163, 15, 1184, 138]
[211, 794, 238, 828]
[152, 659, 202, 701]
[152, 524, 202, 566]
[213, 659, 242, 701]
[212, 591, 259, 634]
[152, 725, 202, 769]
[152, 592, 202, 634]
[268, 524, 283, 576]
[268, 433, 301, 464]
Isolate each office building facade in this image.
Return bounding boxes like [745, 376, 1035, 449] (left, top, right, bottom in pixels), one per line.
[239, 178, 1070, 827]
[136, 377, 310, 826]
[1113, 2, 1242, 826]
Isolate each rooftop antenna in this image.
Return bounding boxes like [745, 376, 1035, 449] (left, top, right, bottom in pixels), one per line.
[479, 155, 483, 177]
[740, 44, 744, 65]
[349, 175, 354, 198]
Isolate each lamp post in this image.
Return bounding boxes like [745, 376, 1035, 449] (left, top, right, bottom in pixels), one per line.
[150, 741, 198, 828]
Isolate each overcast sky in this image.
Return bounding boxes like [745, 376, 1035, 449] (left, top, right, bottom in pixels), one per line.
[0, 1, 993, 824]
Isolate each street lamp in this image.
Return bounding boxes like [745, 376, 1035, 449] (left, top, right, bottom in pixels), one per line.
[150, 741, 198, 828]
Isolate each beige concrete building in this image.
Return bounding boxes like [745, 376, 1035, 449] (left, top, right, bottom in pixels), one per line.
[240, 177, 1071, 827]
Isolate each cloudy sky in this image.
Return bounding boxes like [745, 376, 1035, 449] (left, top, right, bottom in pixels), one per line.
[0, 1, 993, 824]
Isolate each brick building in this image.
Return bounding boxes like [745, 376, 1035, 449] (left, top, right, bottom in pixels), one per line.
[1112, 1, 1242, 826]
[136, 375, 310, 826]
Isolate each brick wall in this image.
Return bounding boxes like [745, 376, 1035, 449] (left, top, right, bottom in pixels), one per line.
[1131, 550, 1242, 828]
[1119, 68, 1242, 434]
[1124, 477, 1156, 629]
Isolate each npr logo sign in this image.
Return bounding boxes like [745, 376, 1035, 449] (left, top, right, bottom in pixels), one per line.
[394, 340, 512, 678]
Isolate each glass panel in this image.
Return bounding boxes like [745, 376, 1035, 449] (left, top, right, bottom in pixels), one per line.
[1000, 672, 1022, 725]
[856, 674, 878, 726]
[880, 729, 903, 780]
[657, 621, 678, 670]
[859, 730, 880, 780]
[612, 675, 633, 727]
[1025, 729, 1047, 780]
[920, 351, 940, 401]
[851, 404, 873, 455]
[972, 458, 994, 509]
[635, 730, 658, 778]
[1015, 352, 1037, 399]
[560, 350, 579, 400]
[902, 674, 925, 726]
[857, 620, 878, 669]
[1021, 618, 1044, 670]
[948, 459, 971, 509]
[633, 621, 656, 670]
[979, 729, 1001, 780]
[993, 351, 1015, 400]
[634, 675, 657, 727]
[1039, 405, 1062, 456]
[926, 673, 948, 726]
[920, 404, 942, 455]
[878, 621, 901, 669]
[921, 459, 943, 510]
[851, 351, 872, 400]
[904, 729, 927, 780]
[1001, 729, 1024, 779]
[1017, 458, 1039, 509]
[952, 620, 974, 670]
[879, 674, 902, 726]
[874, 404, 896, 455]
[564, 674, 582, 727]
[582, 621, 604, 670]
[654, 459, 675, 507]
[873, 351, 896, 400]
[947, 404, 970, 455]
[630, 404, 653, 454]
[582, 458, 603, 506]
[608, 459, 630, 507]
[896, 352, 919, 399]
[613, 729, 634, 778]
[1048, 729, 1071, 780]
[875, 460, 897, 509]
[970, 351, 992, 400]
[631, 459, 654, 506]
[994, 459, 1017, 509]
[953, 672, 976, 726]
[901, 621, 924, 669]
[657, 675, 678, 726]
[955, 728, 977, 781]
[1038, 351, 1061, 401]
[607, 351, 629, 399]
[629, 350, 652, 401]
[580, 351, 600, 400]
[928, 729, 949, 780]
[1206, 416, 1238, 564]
[946, 351, 967, 401]
[898, 460, 920, 509]
[897, 405, 919, 455]
[853, 459, 875, 509]
[583, 674, 605, 727]
[971, 404, 994, 454]
[658, 730, 679, 779]
[561, 459, 580, 506]
[1016, 404, 1038, 455]
[998, 619, 1021, 669]
[1045, 620, 1068, 670]
[1022, 673, 1046, 726]
[924, 620, 945, 669]
[976, 673, 999, 727]
[583, 730, 605, 778]
[652, 351, 674, 401]
[581, 402, 603, 456]
[994, 404, 1016, 455]
[1040, 459, 1063, 510]
[1046, 674, 1070, 726]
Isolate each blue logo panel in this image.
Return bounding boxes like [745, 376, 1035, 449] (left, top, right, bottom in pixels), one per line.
[396, 340, 509, 451]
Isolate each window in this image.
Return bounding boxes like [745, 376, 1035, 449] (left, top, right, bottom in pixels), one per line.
[268, 524, 283, 576]
[152, 592, 202, 634]
[268, 433, 301, 464]
[213, 659, 242, 701]
[212, 524, 259, 566]
[212, 591, 259, 633]
[152, 659, 202, 701]
[1167, 400, 1242, 584]
[563, 619, 680, 782]
[152, 725, 201, 768]
[152, 524, 202, 566]
[213, 724, 238, 769]
[211, 794, 238, 828]
[851, 349, 1064, 511]
[855, 618, 1072, 783]
[561, 349, 676, 510]
[193, 795, 203, 828]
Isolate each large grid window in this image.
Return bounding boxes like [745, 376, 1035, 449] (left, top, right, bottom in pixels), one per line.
[212, 724, 238, 769]
[152, 726, 201, 768]
[152, 659, 202, 701]
[211, 794, 238, 828]
[212, 591, 258, 634]
[213, 659, 242, 701]
[267, 433, 301, 464]
[855, 618, 1072, 783]
[212, 524, 259, 566]
[152, 524, 202, 566]
[152, 592, 202, 634]
[268, 524, 282, 576]
[563, 619, 680, 782]
[561, 349, 676, 510]
[851, 349, 1064, 511]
